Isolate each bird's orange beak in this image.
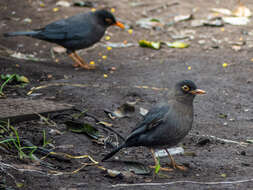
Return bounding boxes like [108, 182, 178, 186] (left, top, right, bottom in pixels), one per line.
[114, 21, 125, 29]
[190, 89, 206, 95]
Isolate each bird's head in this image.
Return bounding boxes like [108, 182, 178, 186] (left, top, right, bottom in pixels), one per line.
[94, 9, 124, 29]
[174, 80, 206, 102]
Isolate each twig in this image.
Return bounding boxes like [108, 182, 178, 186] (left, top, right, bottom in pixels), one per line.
[0, 161, 46, 175]
[189, 133, 249, 146]
[27, 82, 168, 95]
[112, 178, 253, 187]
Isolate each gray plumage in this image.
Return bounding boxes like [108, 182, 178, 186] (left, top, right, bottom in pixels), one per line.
[4, 10, 119, 52]
[102, 80, 205, 162]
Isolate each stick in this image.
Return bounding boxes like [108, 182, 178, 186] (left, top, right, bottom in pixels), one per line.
[112, 178, 253, 187]
[189, 133, 249, 146]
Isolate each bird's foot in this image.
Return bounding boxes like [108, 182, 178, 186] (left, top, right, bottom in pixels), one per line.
[175, 164, 187, 171]
[72, 63, 79, 67]
[149, 165, 173, 172]
[79, 63, 96, 70]
[72, 62, 96, 69]
[169, 162, 187, 171]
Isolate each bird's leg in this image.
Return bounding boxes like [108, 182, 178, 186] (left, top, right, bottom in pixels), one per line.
[68, 52, 83, 67]
[68, 52, 95, 69]
[149, 148, 173, 172]
[74, 52, 95, 70]
[165, 149, 187, 171]
[150, 148, 159, 166]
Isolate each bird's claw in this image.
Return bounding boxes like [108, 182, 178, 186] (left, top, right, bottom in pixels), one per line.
[149, 165, 173, 172]
[72, 63, 96, 70]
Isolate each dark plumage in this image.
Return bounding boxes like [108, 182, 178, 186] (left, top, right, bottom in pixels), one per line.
[4, 9, 124, 69]
[102, 80, 206, 171]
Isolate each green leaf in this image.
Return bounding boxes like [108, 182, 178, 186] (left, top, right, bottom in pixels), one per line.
[139, 40, 161, 50]
[155, 158, 161, 174]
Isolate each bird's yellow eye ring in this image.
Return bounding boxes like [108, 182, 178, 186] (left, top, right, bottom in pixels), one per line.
[182, 85, 190, 91]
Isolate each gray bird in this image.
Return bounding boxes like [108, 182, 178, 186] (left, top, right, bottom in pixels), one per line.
[102, 80, 206, 171]
[4, 9, 124, 69]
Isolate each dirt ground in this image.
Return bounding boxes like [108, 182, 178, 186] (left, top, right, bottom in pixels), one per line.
[1, 0, 253, 189]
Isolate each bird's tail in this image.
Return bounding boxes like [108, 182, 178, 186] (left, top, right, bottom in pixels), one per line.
[3, 31, 39, 37]
[102, 144, 126, 162]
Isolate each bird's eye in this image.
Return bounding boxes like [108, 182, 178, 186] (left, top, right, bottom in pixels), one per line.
[105, 18, 113, 24]
[182, 85, 190, 92]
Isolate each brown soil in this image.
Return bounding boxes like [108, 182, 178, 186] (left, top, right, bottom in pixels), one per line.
[1, 0, 253, 189]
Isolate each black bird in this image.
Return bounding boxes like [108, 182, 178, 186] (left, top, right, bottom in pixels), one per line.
[4, 9, 124, 69]
[102, 80, 206, 171]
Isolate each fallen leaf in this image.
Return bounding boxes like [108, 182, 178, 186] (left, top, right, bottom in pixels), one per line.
[166, 41, 189, 48]
[222, 17, 250, 25]
[111, 8, 115, 13]
[155, 147, 184, 157]
[128, 29, 133, 34]
[246, 139, 253, 144]
[140, 107, 148, 116]
[23, 18, 32, 23]
[106, 46, 112, 51]
[222, 63, 228, 68]
[136, 18, 163, 29]
[73, 1, 95, 7]
[56, 1, 71, 7]
[10, 52, 46, 62]
[106, 169, 135, 178]
[53, 7, 59, 12]
[104, 42, 135, 48]
[211, 8, 232, 16]
[97, 121, 113, 127]
[174, 14, 193, 23]
[139, 40, 161, 50]
[105, 36, 111, 40]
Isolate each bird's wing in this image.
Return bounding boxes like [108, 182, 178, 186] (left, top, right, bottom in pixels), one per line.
[36, 14, 92, 40]
[127, 105, 170, 140]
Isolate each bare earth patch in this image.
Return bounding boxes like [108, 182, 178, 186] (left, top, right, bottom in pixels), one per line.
[0, 0, 253, 189]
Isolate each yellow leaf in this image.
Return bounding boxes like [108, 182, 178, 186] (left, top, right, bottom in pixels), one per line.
[103, 74, 108, 78]
[222, 63, 228, 68]
[102, 55, 107, 59]
[128, 29, 133, 34]
[19, 76, 29, 83]
[221, 173, 227, 178]
[166, 41, 189, 48]
[105, 36, 111, 41]
[89, 61, 95, 65]
[111, 8, 115, 13]
[53, 8, 59, 12]
[106, 46, 112, 51]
